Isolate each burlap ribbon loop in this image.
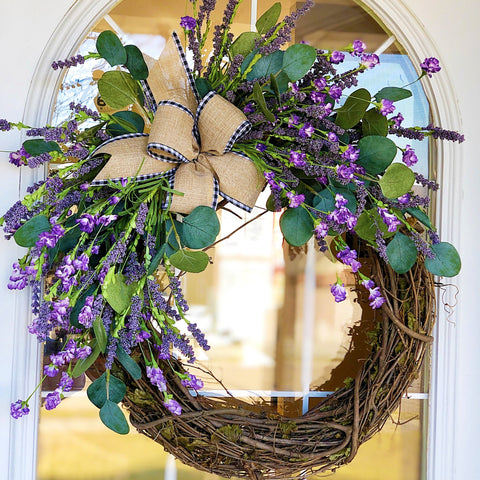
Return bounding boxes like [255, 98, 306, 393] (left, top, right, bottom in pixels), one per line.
[91, 32, 264, 215]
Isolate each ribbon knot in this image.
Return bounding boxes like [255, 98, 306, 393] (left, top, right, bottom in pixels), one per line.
[91, 33, 264, 215]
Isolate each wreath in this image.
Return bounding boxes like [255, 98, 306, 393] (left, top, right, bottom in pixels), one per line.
[3, 0, 463, 478]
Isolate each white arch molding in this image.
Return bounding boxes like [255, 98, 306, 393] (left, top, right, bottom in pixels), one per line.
[5, 1, 462, 479]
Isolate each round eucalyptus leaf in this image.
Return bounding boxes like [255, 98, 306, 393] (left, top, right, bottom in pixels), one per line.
[99, 399, 130, 434]
[98, 71, 142, 109]
[124, 44, 148, 80]
[182, 206, 220, 249]
[96, 30, 127, 67]
[379, 163, 415, 198]
[169, 249, 210, 273]
[335, 88, 371, 129]
[374, 87, 412, 102]
[282, 44, 317, 82]
[424, 242, 461, 277]
[87, 372, 127, 409]
[357, 136, 397, 174]
[255, 2, 282, 34]
[280, 207, 314, 247]
[386, 232, 418, 274]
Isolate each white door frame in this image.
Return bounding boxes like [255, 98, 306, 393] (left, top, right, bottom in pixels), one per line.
[0, 1, 470, 479]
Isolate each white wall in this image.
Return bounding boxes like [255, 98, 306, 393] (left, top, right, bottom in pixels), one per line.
[0, 1, 478, 479]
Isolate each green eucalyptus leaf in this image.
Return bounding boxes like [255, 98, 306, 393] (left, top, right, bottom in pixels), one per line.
[386, 232, 418, 274]
[256, 2, 282, 34]
[124, 44, 148, 80]
[424, 242, 461, 277]
[13, 215, 51, 247]
[230, 31, 261, 58]
[23, 139, 61, 156]
[182, 206, 220, 249]
[280, 207, 314, 247]
[169, 249, 210, 273]
[87, 372, 127, 408]
[362, 108, 388, 137]
[98, 71, 142, 109]
[252, 82, 275, 122]
[72, 341, 100, 378]
[335, 88, 371, 129]
[99, 399, 130, 434]
[93, 317, 107, 353]
[195, 77, 212, 98]
[354, 208, 396, 244]
[374, 87, 412, 102]
[379, 163, 415, 199]
[313, 189, 335, 213]
[357, 135, 397, 174]
[116, 344, 142, 380]
[96, 30, 127, 67]
[406, 207, 433, 230]
[282, 43, 317, 82]
[106, 111, 145, 136]
[101, 268, 137, 314]
[146, 244, 167, 276]
[247, 50, 284, 81]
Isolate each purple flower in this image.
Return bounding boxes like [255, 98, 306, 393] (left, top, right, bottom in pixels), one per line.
[397, 193, 411, 204]
[256, 143, 267, 152]
[368, 287, 386, 309]
[163, 398, 182, 416]
[420, 57, 441, 77]
[73, 253, 89, 271]
[337, 164, 355, 180]
[44, 364, 59, 377]
[402, 145, 418, 166]
[76, 213, 96, 233]
[97, 215, 118, 226]
[379, 98, 395, 116]
[290, 82, 299, 93]
[10, 400, 30, 419]
[45, 391, 62, 411]
[330, 282, 347, 302]
[109, 196, 121, 205]
[299, 122, 315, 138]
[361, 278, 375, 290]
[59, 372, 74, 392]
[361, 53, 379, 69]
[327, 132, 338, 143]
[314, 222, 329, 238]
[289, 151, 306, 167]
[329, 85, 343, 101]
[76, 345, 92, 359]
[288, 114, 300, 128]
[352, 39, 367, 55]
[335, 194, 348, 208]
[391, 113, 404, 127]
[146, 366, 167, 391]
[180, 16, 196, 31]
[314, 77, 327, 90]
[330, 51, 345, 64]
[378, 207, 401, 232]
[80, 183, 89, 191]
[341, 145, 359, 162]
[78, 295, 95, 327]
[286, 192, 305, 208]
[311, 91, 326, 104]
[243, 103, 255, 114]
[181, 373, 204, 390]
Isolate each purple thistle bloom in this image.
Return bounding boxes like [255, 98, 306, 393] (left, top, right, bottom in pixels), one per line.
[329, 85, 343, 101]
[10, 400, 30, 419]
[299, 122, 315, 138]
[146, 366, 167, 391]
[352, 39, 367, 55]
[379, 98, 395, 116]
[180, 15, 196, 31]
[330, 282, 347, 302]
[76, 213, 96, 233]
[420, 57, 441, 77]
[402, 145, 418, 167]
[330, 51, 345, 64]
[286, 192, 305, 208]
[181, 373, 204, 390]
[361, 53, 379, 69]
[45, 391, 62, 411]
[163, 398, 182, 416]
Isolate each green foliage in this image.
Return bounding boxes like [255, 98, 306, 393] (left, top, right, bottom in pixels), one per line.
[252, 82, 275, 122]
[98, 71, 143, 110]
[362, 108, 388, 137]
[282, 44, 317, 82]
[406, 207, 433, 230]
[169, 249, 210, 273]
[181, 206, 220, 249]
[87, 372, 127, 408]
[424, 242, 461, 277]
[355, 208, 396, 244]
[255, 2, 282, 34]
[386, 232, 418, 274]
[106, 111, 145, 136]
[99, 399, 130, 434]
[23, 139, 61, 156]
[379, 163, 415, 198]
[102, 268, 138, 314]
[357, 135, 397, 174]
[230, 32, 261, 58]
[96, 31, 127, 67]
[72, 341, 101, 378]
[280, 207, 314, 246]
[195, 77, 212, 98]
[116, 344, 142, 380]
[13, 215, 51, 247]
[93, 317, 107, 353]
[374, 86, 412, 102]
[335, 88, 371, 129]
[124, 44, 148, 80]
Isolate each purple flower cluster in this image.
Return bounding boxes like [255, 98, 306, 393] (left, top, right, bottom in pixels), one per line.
[402, 145, 418, 167]
[51, 54, 85, 70]
[180, 16, 196, 31]
[181, 373, 204, 390]
[163, 398, 182, 416]
[330, 282, 347, 302]
[420, 57, 441, 77]
[377, 207, 402, 233]
[10, 400, 30, 419]
[337, 246, 362, 273]
[146, 365, 167, 391]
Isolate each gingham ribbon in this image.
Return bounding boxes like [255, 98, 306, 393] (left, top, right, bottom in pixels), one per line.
[91, 32, 264, 215]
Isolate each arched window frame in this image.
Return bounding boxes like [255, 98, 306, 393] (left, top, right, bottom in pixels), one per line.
[1, 1, 462, 479]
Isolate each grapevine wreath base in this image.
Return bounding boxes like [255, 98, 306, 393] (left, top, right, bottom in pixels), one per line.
[87, 244, 435, 479]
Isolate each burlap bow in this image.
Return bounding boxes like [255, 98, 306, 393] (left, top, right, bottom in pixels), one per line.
[91, 32, 264, 215]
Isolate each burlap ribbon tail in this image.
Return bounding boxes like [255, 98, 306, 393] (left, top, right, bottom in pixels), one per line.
[91, 32, 264, 215]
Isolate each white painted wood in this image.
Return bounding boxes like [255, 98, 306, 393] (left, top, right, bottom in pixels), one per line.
[0, 1, 478, 479]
